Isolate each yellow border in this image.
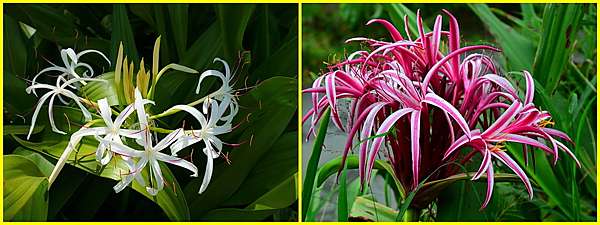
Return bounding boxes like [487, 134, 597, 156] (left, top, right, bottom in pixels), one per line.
[297, 2, 304, 222]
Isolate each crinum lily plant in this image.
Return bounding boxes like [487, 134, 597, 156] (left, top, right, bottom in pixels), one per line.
[26, 37, 239, 196]
[304, 10, 580, 211]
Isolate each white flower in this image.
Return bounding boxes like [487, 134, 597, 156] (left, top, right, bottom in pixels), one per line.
[31, 48, 110, 95]
[47, 97, 150, 185]
[168, 101, 232, 194]
[25, 77, 106, 139]
[96, 89, 198, 195]
[195, 58, 238, 124]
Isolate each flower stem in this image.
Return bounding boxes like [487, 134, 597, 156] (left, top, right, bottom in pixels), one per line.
[403, 208, 419, 222]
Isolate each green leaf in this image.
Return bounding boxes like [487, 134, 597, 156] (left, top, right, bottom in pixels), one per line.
[111, 4, 139, 64]
[222, 132, 297, 206]
[216, 4, 256, 62]
[3, 15, 29, 76]
[168, 4, 189, 60]
[469, 3, 536, 71]
[301, 108, 330, 221]
[12, 148, 54, 177]
[505, 142, 574, 220]
[6, 4, 109, 52]
[314, 155, 404, 199]
[153, 22, 222, 114]
[350, 195, 397, 222]
[245, 173, 297, 211]
[252, 36, 298, 81]
[3, 155, 49, 221]
[437, 181, 541, 221]
[337, 159, 348, 222]
[4, 125, 44, 136]
[184, 77, 297, 219]
[533, 4, 583, 92]
[79, 72, 119, 105]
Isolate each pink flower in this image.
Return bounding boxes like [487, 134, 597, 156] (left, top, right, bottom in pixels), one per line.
[303, 10, 580, 208]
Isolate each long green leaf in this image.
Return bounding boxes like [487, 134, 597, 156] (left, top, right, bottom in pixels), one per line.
[469, 4, 536, 71]
[301, 108, 330, 221]
[111, 4, 138, 64]
[4, 155, 49, 221]
[533, 4, 583, 92]
[337, 158, 348, 222]
[216, 4, 256, 62]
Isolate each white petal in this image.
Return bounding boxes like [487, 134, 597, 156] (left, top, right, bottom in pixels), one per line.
[166, 105, 207, 127]
[113, 104, 135, 127]
[97, 98, 114, 127]
[47, 94, 66, 135]
[195, 69, 226, 94]
[170, 135, 201, 156]
[198, 148, 214, 194]
[154, 128, 184, 152]
[27, 92, 54, 140]
[155, 152, 199, 177]
[146, 159, 164, 196]
[95, 136, 144, 158]
[77, 49, 111, 66]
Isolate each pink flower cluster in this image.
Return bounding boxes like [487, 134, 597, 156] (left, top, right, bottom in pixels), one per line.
[303, 10, 580, 208]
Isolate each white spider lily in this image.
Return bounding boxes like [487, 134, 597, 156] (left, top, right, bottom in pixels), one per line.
[47, 98, 150, 185]
[195, 58, 238, 124]
[96, 89, 198, 195]
[25, 77, 107, 140]
[168, 101, 232, 194]
[31, 48, 110, 95]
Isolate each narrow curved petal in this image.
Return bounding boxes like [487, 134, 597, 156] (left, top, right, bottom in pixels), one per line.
[47, 94, 66, 135]
[482, 101, 522, 138]
[97, 98, 114, 127]
[409, 110, 421, 186]
[146, 159, 165, 196]
[366, 19, 403, 42]
[48, 127, 107, 185]
[423, 92, 471, 137]
[114, 104, 135, 128]
[481, 163, 495, 209]
[27, 92, 54, 140]
[154, 128, 185, 152]
[366, 108, 413, 183]
[170, 135, 202, 156]
[156, 152, 198, 177]
[492, 151, 533, 199]
[198, 148, 214, 194]
[523, 71, 535, 104]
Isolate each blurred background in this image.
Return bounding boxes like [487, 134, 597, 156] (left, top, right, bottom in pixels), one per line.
[302, 3, 597, 221]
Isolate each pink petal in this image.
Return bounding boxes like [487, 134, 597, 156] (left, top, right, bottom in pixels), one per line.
[366, 19, 403, 42]
[492, 151, 533, 199]
[423, 92, 471, 137]
[482, 101, 522, 138]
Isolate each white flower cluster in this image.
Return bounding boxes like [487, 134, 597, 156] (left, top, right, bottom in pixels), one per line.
[26, 48, 238, 196]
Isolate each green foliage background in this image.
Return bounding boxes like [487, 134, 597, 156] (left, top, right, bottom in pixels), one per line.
[302, 3, 597, 222]
[4, 3, 298, 221]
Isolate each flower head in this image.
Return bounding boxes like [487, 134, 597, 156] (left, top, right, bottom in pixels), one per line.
[25, 76, 106, 139]
[96, 89, 198, 195]
[31, 48, 110, 94]
[195, 58, 239, 124]
[303, 10, 580, 208]
[168, 101, 232, 194]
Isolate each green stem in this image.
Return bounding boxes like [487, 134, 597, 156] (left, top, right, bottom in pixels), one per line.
[403, 208, 419, 222]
